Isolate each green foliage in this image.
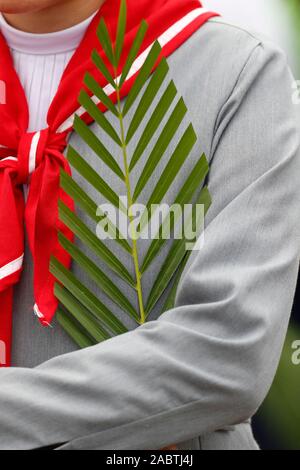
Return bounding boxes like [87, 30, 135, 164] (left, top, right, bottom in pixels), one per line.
[51, 0, 211, 347]
[284, 0, 300, 74]
[257, 325, 300, 449]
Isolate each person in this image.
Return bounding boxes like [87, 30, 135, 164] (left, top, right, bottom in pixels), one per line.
[0, 0, 299, 451]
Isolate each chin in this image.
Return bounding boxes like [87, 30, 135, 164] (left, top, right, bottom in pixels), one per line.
[0, 0, 61, 14]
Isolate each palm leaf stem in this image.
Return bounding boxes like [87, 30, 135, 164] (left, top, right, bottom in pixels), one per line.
[114, 65, 146, 325]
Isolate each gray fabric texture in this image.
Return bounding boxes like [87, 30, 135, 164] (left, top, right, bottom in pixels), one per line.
[0, 17, 299, 450]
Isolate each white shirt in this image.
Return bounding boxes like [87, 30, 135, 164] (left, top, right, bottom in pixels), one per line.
[0, 12, 97, 132]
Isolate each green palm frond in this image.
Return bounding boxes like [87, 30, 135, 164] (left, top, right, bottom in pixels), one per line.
[51, 0, 211, 346]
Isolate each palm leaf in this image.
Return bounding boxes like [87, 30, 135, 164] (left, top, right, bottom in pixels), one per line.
[145, 124, 197, 206]
[132, 97, 188, 201]
[122, 40, 162, 116]
[58, 200, 135, 287]
[129, 80, 177, 171]
[97, 18, 115, 66]
[56, 308, 97, 348]
[92, 49, 117, 89]
[141, 158, 209, 273]
[67, 146, 126, 213]
[55, 285, 110, 343]
[145, 187, 212, 315]
[54, 0, 211, 347]
[115, 0, 127, 65]
[126, 58, 169, 144]
[79, 90, 122, 146]
[58, 232, 139, 322]
[137, 123, 197, 232]
[51, 257, 128, 335]
[119, 20, 148, 87]
[73, 115, 124, 179]
[162, 252, 190, 313]
[84, 72, 118, 117]
[60, 170, 131, 253]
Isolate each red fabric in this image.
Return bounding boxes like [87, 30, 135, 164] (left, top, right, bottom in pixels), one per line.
[0, 0, 218, 367]
[0, 288, 13, 367]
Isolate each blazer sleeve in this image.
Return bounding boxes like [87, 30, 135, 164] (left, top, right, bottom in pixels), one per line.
[0, 39, 299, 450]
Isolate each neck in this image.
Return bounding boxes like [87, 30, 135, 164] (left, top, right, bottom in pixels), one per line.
[3, 0, 106, 34]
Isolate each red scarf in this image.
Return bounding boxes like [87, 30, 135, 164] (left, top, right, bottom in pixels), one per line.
[0, 0, 218, 367]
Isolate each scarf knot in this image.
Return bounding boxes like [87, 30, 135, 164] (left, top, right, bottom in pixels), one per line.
[16, 129, 67, 185]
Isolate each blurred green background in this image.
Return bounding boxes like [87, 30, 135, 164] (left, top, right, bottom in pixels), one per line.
[289, 0, 300, 73]
[204, 0, 300, 450]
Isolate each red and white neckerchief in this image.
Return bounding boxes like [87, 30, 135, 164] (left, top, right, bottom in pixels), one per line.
[0, 0, 218, 366]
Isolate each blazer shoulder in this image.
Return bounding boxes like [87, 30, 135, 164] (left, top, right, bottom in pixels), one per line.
[166, 15, 294, 163]
[204, 16, 289, 58]
[173, 15, 290, 82]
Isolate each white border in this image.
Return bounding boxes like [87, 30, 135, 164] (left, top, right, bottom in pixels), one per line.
[0, 254, 24, 281]
[34, 303, 52, 327]
[28, 131, 41, 175]
[0, 157, 17, 163]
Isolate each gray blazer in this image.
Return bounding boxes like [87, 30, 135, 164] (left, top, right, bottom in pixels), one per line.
[1, 18, 299, 450]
